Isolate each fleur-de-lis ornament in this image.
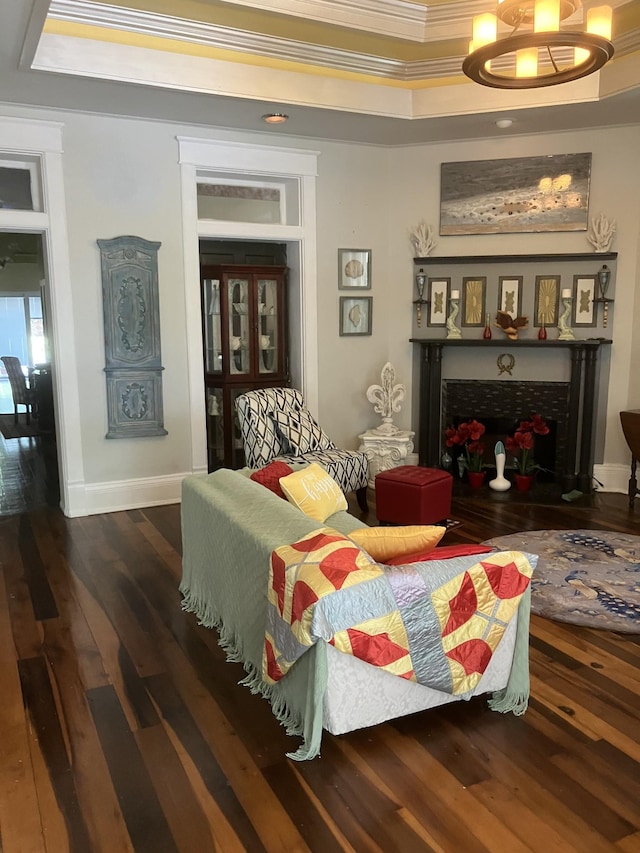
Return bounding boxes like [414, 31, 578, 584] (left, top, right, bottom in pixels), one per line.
[366, 362, 406, 435]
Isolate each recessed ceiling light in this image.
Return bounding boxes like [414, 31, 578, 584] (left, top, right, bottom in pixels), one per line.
[496, 118, 513, 129]
[262, 113, 289, 124]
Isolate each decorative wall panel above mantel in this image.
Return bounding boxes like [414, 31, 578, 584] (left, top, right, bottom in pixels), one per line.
[98, 235, 168, 439]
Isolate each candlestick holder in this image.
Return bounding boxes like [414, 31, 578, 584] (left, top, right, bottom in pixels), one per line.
[413, 268, 428, 327]
[597, 264, 612, 328]
[446, 297, 462, 339]
[557, 295, 575, 341]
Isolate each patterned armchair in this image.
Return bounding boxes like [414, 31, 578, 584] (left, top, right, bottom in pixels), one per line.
[1, 356, 36, 424]
[236, 387, 369, 511]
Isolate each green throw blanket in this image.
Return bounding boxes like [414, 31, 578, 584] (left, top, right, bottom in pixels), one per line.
[179, 468, 531, 760]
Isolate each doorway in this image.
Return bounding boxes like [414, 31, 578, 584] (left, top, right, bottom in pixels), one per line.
[0, 232, 59, 514]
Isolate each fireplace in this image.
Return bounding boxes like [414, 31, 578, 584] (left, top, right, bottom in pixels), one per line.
[410, 338, 612, 493]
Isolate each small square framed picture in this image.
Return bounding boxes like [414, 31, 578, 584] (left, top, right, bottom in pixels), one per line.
[498, 276, 523, 317]
[572, 275, 597, 326]
[339, 296, 372, 336]
[427, 278, 450, 326]
[338, 249, 371, 289]
[462, 276, 486, 327]
[534, 275, 561, 327]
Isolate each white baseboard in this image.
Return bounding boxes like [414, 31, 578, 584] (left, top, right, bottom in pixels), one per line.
[593, 463, 630, 495]
[57, 464, 630, 516]
[63, 470, 206, 517]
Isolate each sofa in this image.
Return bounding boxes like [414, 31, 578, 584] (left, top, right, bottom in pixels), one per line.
[180, 467, 534, 760]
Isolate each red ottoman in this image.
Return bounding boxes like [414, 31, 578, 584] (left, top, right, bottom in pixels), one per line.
[375, 466, 453, 525]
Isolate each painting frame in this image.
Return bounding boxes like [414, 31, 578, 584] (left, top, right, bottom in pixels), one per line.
[439, 153, 592, 236]
[498, 276, 523, 318]
[338, 248, 371, 290]
[534, 275, 561, 327]
[339, 296, 372, 336]
[572, 275, 597, 327]
[461, 276, 486, 327]
[427, 277, 450, 327]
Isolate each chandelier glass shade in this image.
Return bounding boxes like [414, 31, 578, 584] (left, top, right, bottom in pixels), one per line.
[462, 0, 614, 88]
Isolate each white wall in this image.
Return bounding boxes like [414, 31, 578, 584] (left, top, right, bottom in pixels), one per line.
[2, 102, 639, 511]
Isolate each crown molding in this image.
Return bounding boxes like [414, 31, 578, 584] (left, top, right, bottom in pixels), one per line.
[207, 0, 430, 41]
[48, 0, 477, 46]
[41, 0, 640, 88]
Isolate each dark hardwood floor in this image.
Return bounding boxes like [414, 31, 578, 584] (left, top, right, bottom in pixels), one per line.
[0, 462, 639, 851]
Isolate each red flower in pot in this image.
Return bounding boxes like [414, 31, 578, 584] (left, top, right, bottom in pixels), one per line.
[505, 414, 550, 476]
[445, 419, 486, 473]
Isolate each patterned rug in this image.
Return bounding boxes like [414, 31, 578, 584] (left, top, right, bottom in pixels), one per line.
[483, 529, 640, 633]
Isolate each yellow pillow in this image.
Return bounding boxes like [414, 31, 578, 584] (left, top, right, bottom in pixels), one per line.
[348, 525, 446, 562]
[279, 463, 348, 522]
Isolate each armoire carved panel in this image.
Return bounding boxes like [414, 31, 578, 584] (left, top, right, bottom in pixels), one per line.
[98, 235, 168, 438]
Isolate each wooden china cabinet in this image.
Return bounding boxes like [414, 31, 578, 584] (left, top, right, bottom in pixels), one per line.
[200, 264, 288, 469]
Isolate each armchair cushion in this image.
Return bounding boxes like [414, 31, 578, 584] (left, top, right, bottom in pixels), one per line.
[271, 409, 335, 456]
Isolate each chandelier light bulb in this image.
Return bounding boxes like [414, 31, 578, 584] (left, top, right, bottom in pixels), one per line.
[472, 13, 497, 48]
[534, 0, 560, 33]
[587, 5, 613, 39]
[516, 47, 539, 77]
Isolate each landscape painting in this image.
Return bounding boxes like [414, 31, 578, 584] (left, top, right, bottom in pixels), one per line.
[440, 153, 591, 235]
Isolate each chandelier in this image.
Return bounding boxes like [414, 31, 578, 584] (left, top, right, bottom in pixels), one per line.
[462, 0, 614, 89]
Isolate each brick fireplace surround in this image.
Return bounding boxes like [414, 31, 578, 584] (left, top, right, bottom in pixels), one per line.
[410, 339, 611, 494]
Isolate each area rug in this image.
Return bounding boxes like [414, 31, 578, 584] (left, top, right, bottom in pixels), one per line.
[483, 529, 640, 633]
[0, 415, 40, 440]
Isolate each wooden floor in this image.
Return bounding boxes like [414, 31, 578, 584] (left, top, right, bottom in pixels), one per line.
[0, 467, 639, 851]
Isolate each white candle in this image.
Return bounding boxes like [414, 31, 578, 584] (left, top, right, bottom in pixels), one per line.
[451, 289, 460, 299]
[562, 288, 572, 299]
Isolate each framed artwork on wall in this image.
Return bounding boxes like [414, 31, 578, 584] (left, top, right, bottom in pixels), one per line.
[498, 276, 523, 317]
[462, 277, 486, 326]
[427, 278, 450, 326]
[338, 249, 371, 289]
[572, 275, 597, 326]
[534, 275, 561, 327]
[339, 296, 372, 336]
[439, 153, 591, 235]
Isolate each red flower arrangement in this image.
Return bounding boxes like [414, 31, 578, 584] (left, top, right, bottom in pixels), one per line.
[444, 419, 486, 472]
[506, 414, 550, 475]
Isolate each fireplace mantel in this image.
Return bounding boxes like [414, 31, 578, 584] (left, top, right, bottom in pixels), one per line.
[410, 338, 612, 493]
[413, 252, 618, 265]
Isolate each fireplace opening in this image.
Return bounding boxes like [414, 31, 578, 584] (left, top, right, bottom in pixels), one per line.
[442, 379, 570, 484]
[446, 415, 558, 482]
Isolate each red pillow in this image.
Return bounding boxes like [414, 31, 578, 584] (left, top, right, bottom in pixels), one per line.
[250, 461, 294, 499]
[385, 543, 494, 566]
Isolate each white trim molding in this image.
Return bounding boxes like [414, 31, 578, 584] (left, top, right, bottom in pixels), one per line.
[0, 116, 84, 518]
[177, 135, 320, 475]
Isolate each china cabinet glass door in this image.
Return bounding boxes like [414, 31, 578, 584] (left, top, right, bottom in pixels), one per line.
[257, 278, 279, 375]
[228, 278, 250, 375]
[203, 278, 222, 374]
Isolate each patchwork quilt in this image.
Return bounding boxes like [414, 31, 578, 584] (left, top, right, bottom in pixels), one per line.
[263, 528, 535, 696]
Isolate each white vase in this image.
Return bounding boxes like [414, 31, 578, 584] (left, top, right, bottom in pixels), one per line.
[489, 441, 511, 491]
